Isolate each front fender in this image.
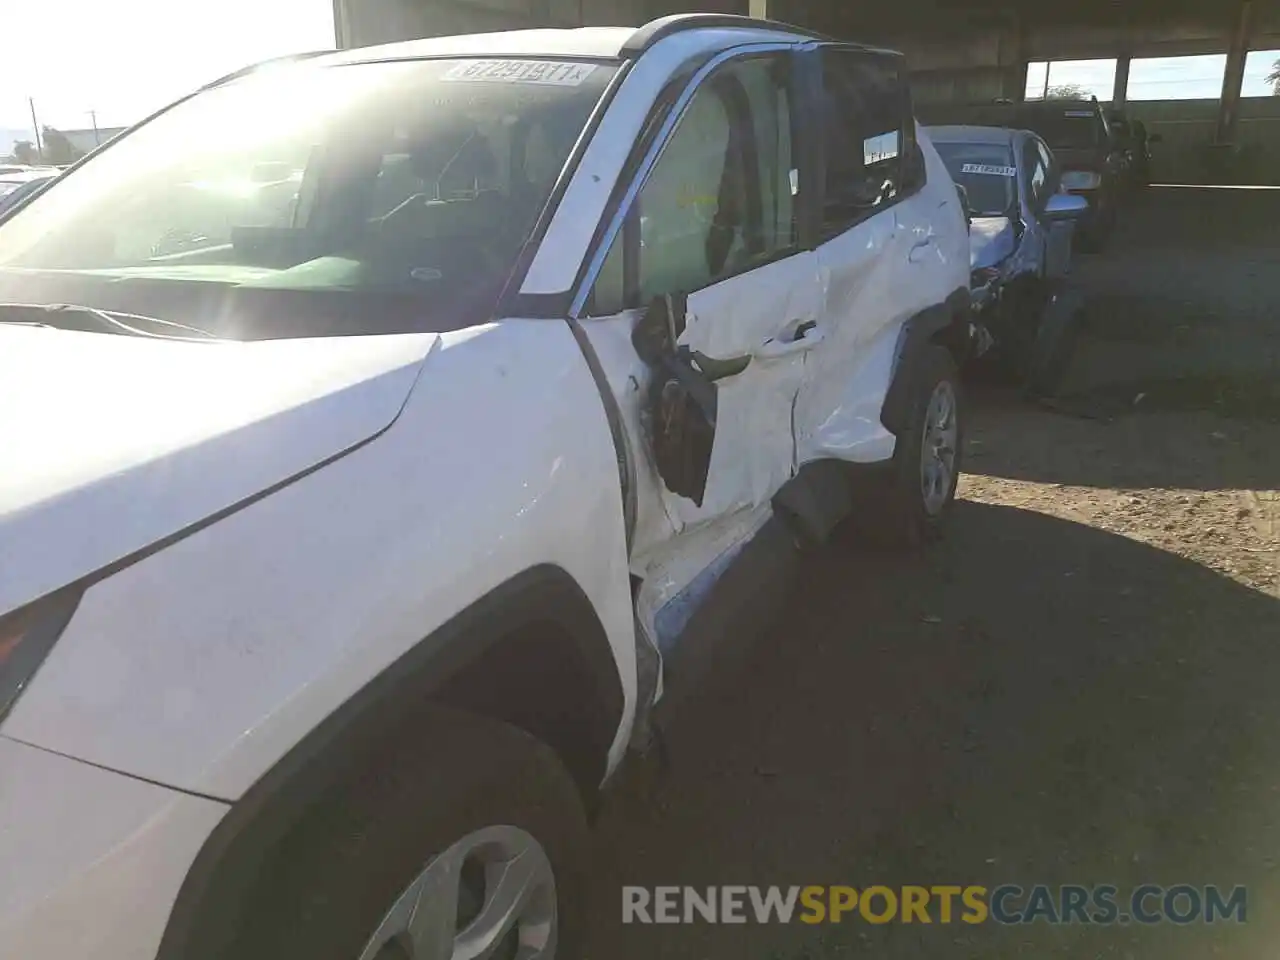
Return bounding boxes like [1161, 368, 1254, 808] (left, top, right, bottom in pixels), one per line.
[2, 320, 637, 800]
[880, 286, 971, 437]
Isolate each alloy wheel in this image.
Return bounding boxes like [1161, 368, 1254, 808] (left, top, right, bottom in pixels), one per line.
[919, 380, 958, 516]
[358, 825, 557, 960]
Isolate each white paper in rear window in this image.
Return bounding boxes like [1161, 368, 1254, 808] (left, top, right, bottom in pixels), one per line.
[441, 60, 599, 86]
[961, 163, 1018, 177]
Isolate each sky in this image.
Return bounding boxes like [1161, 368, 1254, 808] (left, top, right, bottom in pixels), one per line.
[3, 0, 335, 139]
[3, 1, 1278, 142]
[1026, 50, 1280, 102]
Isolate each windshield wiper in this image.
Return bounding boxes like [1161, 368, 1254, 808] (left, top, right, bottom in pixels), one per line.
[0, 302, 220, 340]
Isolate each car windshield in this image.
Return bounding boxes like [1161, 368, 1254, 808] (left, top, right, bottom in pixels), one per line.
[1018, 108, 1100, 149]
[0, 57, 617, 339]
[933, 142, 1017, 217]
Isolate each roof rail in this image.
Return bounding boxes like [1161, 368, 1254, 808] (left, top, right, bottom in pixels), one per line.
[621, 13, 834, 57]
[201, 50, 334, 90]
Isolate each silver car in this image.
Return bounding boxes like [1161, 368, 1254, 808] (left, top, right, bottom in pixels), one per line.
[927, 124, 1089, 392]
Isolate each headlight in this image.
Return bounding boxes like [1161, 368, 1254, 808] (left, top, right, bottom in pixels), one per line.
[0, 590, 81, 720]
[1060, 170, 1102, 191]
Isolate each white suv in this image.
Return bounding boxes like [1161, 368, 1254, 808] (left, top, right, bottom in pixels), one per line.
[0, 16, 969, 960]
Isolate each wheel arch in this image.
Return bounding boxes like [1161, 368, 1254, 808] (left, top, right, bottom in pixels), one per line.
[154, 563, 622, 960]
[880, 286, 970, 436]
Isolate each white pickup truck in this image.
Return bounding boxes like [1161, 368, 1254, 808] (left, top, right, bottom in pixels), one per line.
[0, 16, 970, 960]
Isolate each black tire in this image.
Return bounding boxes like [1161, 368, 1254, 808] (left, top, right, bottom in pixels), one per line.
[846, 345, 963, 548]
[1077, 198, 1116, 254]
[991, 282, 1044, 385]
[1025, 290, 1084, 398]
[1077, 225, 1104, 254]
[225, 709, 590, 960]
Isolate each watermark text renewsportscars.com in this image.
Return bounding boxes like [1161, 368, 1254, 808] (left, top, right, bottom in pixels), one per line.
[622, 885, 1247, 926]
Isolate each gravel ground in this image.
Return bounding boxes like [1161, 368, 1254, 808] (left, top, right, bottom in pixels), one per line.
[584, 187, 1280, 959]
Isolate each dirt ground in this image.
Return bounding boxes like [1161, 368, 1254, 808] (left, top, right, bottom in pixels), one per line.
[584, 187, 1280, 959]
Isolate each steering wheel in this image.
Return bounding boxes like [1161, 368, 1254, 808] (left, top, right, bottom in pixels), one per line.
[151, 228, 211, 258]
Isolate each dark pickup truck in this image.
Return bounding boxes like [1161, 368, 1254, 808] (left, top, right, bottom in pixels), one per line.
[920, 97, 1125, 252]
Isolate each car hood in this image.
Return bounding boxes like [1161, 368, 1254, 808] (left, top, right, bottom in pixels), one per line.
[0, 326, 438, 615]
[969, 216, 1017, 271]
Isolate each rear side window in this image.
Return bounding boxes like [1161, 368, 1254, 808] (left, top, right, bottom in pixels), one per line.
[819, 49, 908, 237]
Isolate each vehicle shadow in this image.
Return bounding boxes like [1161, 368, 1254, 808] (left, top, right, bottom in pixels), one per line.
[586, 500, 1280, 960]
[1109, 185, 1280, 253]
[960, 384, 1280, 493]
[959, 181, 1280, 491]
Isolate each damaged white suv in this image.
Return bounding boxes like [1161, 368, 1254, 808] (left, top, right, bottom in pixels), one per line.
[0, 15, 969, 960]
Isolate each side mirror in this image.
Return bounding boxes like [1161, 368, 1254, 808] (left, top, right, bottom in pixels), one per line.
[1044, 192, 1089, 221]
[1148, 133, 1163, 144]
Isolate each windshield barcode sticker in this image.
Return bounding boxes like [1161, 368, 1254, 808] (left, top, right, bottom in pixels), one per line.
[961, 163, 1018, 177]
[442, 60, 598, 86]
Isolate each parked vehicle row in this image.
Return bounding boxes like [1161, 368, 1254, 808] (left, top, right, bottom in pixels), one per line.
[926, 123, 1089, 395]
[912, 92, 1154, 395]
[0, 16, 1041, 960]
[920, 95, 1129, 252]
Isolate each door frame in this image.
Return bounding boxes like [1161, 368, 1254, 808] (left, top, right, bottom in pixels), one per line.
[562, 40, 825, 688]
[567, 40, 818, 320]
[570, 40, 824, 530]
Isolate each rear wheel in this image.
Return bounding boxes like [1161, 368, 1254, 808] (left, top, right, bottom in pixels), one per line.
[227, 711, 590, 960]
[847, 345, 963, 548]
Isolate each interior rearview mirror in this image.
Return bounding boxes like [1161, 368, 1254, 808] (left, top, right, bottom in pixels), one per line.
[251, 161, 294, 183]
[1044, 192, 1089, 221]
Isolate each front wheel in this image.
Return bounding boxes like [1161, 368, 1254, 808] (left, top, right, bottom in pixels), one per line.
[225, 711, 590, 960]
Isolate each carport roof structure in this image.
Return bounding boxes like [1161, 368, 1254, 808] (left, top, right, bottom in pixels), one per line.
[330, 0, 1278, 148]
[765, 0, 1277, 145]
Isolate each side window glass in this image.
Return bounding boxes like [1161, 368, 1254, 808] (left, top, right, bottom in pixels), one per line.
[1024, 141, 1047, 208]
[820, 51, 905, 236]
[734, 57, 798, 256]
[591, 223, 626, 316]
[636, 80, 734, 301]
[588, 55, 797, 311]
[1036, 140, 1055, 190]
